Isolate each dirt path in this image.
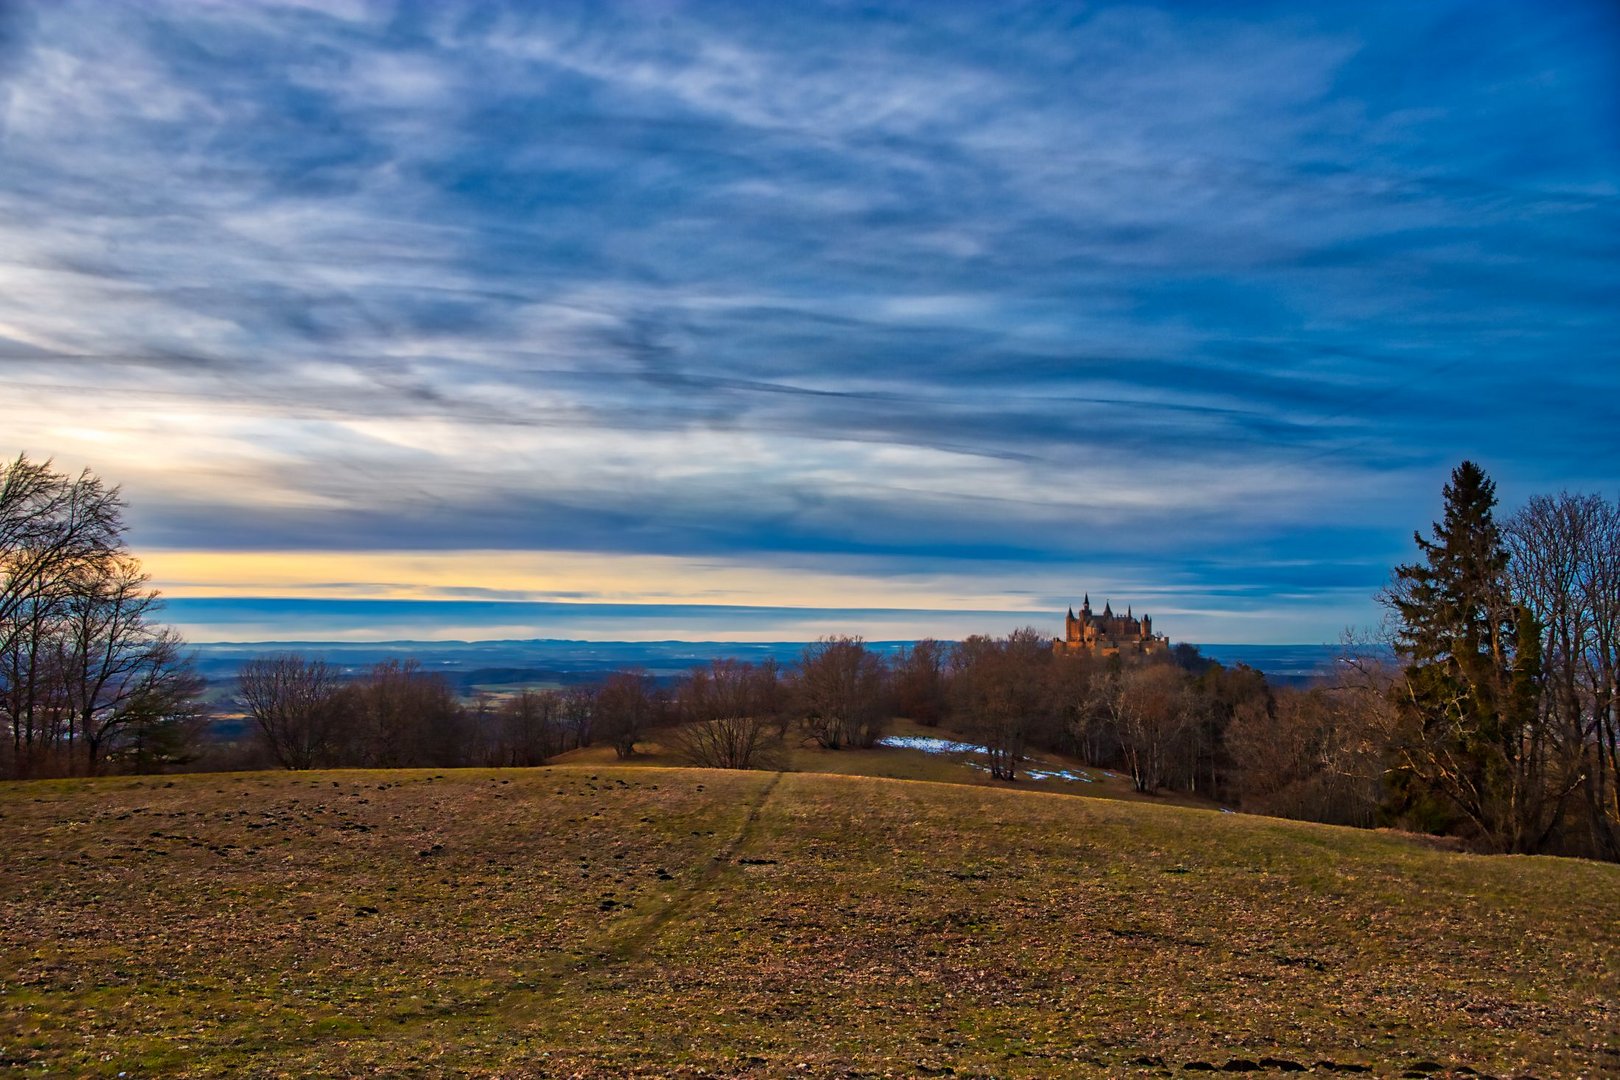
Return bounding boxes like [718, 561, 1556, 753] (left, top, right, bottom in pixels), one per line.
[245, 770, 789, 1075]
[599, 769, 783, 966]
[439, 770, 788, 1058]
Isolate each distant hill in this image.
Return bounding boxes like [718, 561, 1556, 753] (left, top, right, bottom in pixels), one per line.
[2, 763, 1611, 1076]
[188, 638, 1373, 688]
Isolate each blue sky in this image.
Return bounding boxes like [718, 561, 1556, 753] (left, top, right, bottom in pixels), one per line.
[1, 0, 1616, 644]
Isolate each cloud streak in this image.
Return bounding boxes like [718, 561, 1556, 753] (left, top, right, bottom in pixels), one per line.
[1, 0, 1616, 642]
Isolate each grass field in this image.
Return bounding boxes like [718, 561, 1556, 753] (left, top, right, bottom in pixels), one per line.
[2, 763, 1616, 1078]
[553, 718, 1220, 809]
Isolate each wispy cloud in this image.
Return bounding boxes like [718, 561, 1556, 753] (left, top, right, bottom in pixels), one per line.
[2, 0, 1616, 641]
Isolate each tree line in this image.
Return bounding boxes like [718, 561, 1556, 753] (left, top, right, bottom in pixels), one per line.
[224, 630, 1275, 806]
[232, 640, 874, 773]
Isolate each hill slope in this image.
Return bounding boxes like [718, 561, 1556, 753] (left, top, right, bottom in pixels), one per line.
[552, 718, 1215, 808]
[2, 767, 1615, 1077]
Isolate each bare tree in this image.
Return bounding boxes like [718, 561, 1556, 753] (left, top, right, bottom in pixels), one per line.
[1228, 683, 1384, 826]
[595, 670, 654, 759]
[347, 658, 465, 767]
[2, 455, 203, 778]
[2, 457, 115, 775]
[1, 456, 122, 664]
[563, 685, 595, 748]
[238, 655, 348, 770]
[1051, 651, 1109, 765]
[1587, 498, 1620, 856]
[496, 689, 566, 766]
[55, 554, 201, 774]
[1506, 492, 1620, 858]
[1, 585, 68, 776]
[1186, 662, 1270, 798]
[794, 636, 889, 750]
[892, 638, 948, 726]
[948, 629, 1052, 781]
[672, 658, 782, 769]
[1098, 663, 1192, 794]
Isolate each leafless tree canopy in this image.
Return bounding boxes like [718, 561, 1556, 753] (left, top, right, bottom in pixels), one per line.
[892, 638, 948, 727]
[793, 636, 889, 750]
[1226, 679, 1385, 827]
[1094, 664, 1193, 794]
[232, 660, 656, 771]
[948, 629, 1054, 781]
[1504, 492, 1620, 859]
[345, 659, 464, 768]
[671, 658, 783, 769]
[595, 670, 658, 759]
[489, 688, 567, 766]
[238, 655, 348, 770]
[6, 454, 1611, 859]
[1, 454, 204, 777]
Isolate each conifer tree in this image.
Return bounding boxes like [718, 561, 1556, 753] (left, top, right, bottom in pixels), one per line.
[1384, 461, 1553, 851]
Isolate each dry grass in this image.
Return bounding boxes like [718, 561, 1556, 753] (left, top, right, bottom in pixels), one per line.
[1, 765, 1615, 1077]
[555, 717, 1213, 808]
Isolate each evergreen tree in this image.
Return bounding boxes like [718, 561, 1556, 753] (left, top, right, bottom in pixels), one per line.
[1384, 461, 1553, 852]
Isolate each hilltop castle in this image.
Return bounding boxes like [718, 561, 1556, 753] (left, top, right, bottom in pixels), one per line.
[1054, 594, 1168, 656]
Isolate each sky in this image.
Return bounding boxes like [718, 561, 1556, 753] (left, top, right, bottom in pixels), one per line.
[1, 0, 1616, 645]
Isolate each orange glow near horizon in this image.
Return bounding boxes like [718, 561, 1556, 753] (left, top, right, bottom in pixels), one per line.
[138, 549, 1055, 614]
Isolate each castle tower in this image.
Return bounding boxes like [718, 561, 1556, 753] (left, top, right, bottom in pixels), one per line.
[1056, 592, 1168, 657]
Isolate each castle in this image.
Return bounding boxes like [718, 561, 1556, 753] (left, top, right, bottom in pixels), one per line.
[1053, 594, 1168, 656]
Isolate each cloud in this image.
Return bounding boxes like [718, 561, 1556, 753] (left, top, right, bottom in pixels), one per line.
[1, 0, 1616, 641]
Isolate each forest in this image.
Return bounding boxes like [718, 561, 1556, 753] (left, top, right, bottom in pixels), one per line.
[3, 453, 1617, 860]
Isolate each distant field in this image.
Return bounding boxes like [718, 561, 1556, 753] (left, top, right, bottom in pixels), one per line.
[2, 765, 1615, 1078]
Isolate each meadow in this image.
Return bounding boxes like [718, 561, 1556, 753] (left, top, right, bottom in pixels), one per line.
[2, 756, 1615, 1078]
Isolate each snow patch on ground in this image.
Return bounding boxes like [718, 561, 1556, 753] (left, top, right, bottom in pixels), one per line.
[964, 762, 1097, 783]
[879, 735, 1098, 783]
[1023, 766, 1095, 783]
[877, 735, 986, 755]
